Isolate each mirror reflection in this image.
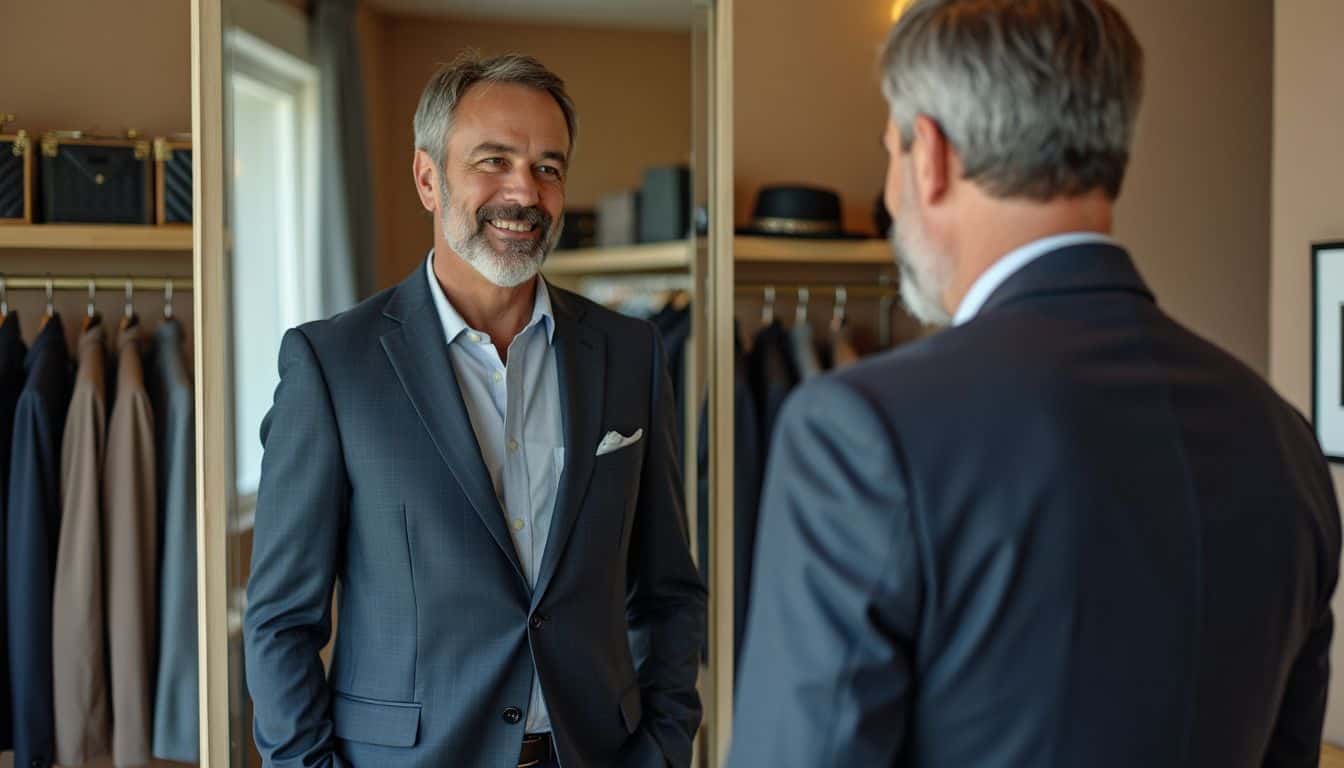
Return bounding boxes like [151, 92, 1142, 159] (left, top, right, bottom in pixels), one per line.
[222, 0, 711, 765]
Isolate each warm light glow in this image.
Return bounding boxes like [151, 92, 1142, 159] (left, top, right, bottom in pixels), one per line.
[891, 0, 916, 22]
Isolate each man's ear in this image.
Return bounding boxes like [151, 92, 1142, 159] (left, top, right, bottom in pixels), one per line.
[412, 149, 440, 212]
[910, 114, 953, 207]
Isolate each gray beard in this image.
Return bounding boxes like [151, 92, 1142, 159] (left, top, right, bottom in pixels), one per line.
[440, 189, 563, 289]
[891, 217, 951, 327]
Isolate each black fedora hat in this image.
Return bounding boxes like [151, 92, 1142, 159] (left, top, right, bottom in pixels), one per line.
[737, 185, 871, 240]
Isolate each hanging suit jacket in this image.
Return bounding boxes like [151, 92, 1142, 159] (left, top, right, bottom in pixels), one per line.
[8, 316, 72, 768]
[52, 324, 112, 764]
[730, 244, 1341, 767]
[0, 314, 26, 753]
[105, 323, 158, 766]
[149, 319, 199, 762]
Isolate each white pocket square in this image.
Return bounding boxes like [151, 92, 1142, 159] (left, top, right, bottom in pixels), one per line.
[596, 428, 644, 456]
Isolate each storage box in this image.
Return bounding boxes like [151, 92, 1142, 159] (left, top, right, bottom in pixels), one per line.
[0, 114, 33, 224]
[155, 134, 192, 226]
[39, 130, 153, 224]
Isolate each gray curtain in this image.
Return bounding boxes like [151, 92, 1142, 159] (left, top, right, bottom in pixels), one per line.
[313, 0, 375, 312]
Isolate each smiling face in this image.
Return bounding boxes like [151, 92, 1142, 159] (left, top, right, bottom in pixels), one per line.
[429, 81, 571, 288]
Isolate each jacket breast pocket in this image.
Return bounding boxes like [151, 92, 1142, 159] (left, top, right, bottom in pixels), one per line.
[331, 690, 421, 747]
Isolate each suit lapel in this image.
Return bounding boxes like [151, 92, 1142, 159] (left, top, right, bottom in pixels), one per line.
[532, 286, 605, 607]
[380, 272, 527, 587]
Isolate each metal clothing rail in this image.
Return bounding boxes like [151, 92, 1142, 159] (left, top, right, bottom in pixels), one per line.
[0, 276, 193, 291]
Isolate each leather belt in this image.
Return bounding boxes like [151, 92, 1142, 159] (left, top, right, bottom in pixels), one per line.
[518, 732, 554, 767]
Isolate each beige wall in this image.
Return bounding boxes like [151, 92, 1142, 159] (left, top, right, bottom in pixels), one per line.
[1, 0, 190, 138]
[732, 0, 1273, 373]
[1270, 0, 1344, 743]
[362, 13, 693, 289]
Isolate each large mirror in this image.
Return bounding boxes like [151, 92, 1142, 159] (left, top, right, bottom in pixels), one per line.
[211, 0, 727, 764]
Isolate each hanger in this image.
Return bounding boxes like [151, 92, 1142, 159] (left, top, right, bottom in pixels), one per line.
[831, 286, 848, 332]
[120, 278, 138, 331]
[82, 279, 101, 332]
[0, 275, 8, 328]
[796, 287, 810, 325]
[38, 276, 54, 331]
[163, 279, 174, 320]
[762, 285, 776, 325]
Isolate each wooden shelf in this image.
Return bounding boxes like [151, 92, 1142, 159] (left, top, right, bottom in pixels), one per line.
[545, 241, 691, 275]
[735, 235, 890, 264]
[0, 224, 192, 251]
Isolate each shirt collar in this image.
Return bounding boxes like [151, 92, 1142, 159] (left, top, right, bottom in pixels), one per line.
[425, 250, 555, 346]
[953, 232, 1119, 325]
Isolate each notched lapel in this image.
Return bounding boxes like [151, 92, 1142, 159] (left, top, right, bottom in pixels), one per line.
[532, 288, 606, 607]
[380, 275, 526, 587]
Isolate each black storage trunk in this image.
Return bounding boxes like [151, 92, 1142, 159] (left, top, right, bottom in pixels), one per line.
[0, 120, 32, 224]
[39, 132, 153, 224]
[155, 136, 192, 225]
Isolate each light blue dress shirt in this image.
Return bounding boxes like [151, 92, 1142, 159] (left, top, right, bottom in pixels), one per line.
[425, 252, 565, 735]
[953, 232, 1119, 325]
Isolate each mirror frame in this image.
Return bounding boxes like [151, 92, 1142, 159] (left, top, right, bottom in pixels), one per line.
[192, 0, 736, 764]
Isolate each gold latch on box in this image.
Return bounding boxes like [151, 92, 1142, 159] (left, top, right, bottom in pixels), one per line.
[154, 137, 173, 163]
[11, 130, 26, 158]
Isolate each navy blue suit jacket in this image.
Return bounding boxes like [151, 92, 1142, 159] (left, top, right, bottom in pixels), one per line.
[731, 244, 1340, 767]
[7, 318, 71, 768]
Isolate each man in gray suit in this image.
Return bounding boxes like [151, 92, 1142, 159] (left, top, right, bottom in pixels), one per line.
[730, 1, 1339, 766]
[244, 53, 705, 768]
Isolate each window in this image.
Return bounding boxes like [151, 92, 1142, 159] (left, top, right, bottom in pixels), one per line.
[226, 29, 320, 508]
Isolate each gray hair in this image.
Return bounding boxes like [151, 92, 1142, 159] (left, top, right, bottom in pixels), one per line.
[880, 0, 1144, 200]
[413, 52, 579, 170]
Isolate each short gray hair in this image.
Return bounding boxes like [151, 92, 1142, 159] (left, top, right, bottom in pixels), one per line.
[413, 52, 579, 170]
[880, 0, 1144, 200]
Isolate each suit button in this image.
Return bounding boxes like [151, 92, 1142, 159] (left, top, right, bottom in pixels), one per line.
[503, 706, 523, 724]
[530, 614, 545, 630]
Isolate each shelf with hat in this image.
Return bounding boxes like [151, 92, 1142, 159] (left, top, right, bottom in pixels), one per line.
[735, 185, 889, 264]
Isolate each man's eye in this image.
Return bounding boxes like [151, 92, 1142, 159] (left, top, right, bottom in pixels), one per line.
[538, 165, 561, 177]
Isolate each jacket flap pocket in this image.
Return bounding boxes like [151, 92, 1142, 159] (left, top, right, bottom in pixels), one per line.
[619, 683, 643, 734]
[332, 691, 421, 746]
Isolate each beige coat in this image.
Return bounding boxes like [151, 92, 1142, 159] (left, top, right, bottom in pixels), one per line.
[52, 324, 111, 764]
[105, 323, 158, 766]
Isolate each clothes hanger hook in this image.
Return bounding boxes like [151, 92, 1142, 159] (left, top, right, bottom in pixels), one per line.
[0, 275, 8, 318]
[834, 286, 848, 326]
[124, 278, 135, 319]
[164, 279, 174, 320]
[796, 287, 810, 324]
[762, 285, 776, 324]
[88, 279, 97, 319]
[45, 275, 54, 316]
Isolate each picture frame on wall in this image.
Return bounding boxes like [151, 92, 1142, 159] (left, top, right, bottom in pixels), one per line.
[1312, 241, 1344, 462]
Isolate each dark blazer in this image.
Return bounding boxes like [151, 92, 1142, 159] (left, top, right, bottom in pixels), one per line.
[0, 314, 26, 752]
[730, 244, 1341, 768]
[244, 269, 705, 767]
[7, 317, 71, 768]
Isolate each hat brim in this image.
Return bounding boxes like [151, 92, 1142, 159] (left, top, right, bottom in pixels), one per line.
[735, 226, 873, 241]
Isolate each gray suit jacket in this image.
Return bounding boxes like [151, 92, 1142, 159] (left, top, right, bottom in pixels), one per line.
[244, 269, 705, 767]
[730, 244, 1340, 767]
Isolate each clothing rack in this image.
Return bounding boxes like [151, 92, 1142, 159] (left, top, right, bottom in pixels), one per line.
[0, 275, 194, 321]
[0, 276, 194, 291]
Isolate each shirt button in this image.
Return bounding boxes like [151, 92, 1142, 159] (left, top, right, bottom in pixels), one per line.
[503, 706, 523, 724]
[512, 518, 525, 532]
[508, 439, 519, 453]
[492, 372, 503, 383]
[468, 332, 480, 343]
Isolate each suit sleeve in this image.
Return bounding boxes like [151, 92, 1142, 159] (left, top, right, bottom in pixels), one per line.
[1264, 446, 1341, 768]
[243, 328, 349, 768]
[727, 377, 921, 767]
[626, 323, 708, 768]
